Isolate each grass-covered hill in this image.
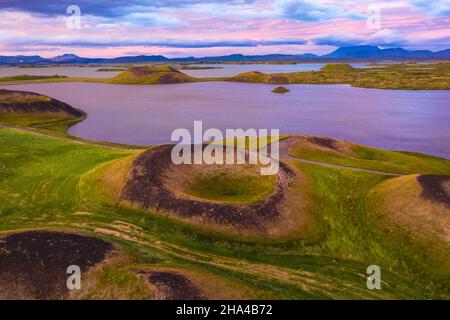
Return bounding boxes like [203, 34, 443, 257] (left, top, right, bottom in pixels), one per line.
[0, 124, 449, 299]
[109, 65, 196, 84]
[227, 62, 450, 90]
[227, 71, 290, 84]
[0, 89, 85, 132]
[283, 135, 450, 175]
[1, 62, 450, 90]
[371, 174, 450, 272]
[0, 84, 449, 299]
[320, 63, 355, 72]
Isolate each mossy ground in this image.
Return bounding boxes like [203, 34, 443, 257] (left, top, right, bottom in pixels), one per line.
[1, 128, 449, 299]
[0, 74, 449, 298]
[183, 171, 276, 204]
[288, 136, 450, 175]
[228, 62, 450, 90]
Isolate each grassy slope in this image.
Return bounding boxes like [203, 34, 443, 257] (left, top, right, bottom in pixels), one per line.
[228, 62, 450, 90]
[370, 175, 450, 274]
[297, 163, 449, 298]
[288, 138, 450, 175]
[1, 128, 449, 299]
[108, 65, 197, 84]
[0, 89, 86, 136]
[0, 90, 148, 150]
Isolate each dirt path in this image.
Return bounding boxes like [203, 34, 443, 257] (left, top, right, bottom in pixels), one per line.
[278, 137, 403, 177]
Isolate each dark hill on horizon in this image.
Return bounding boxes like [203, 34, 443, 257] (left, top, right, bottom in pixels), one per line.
[1, 46, 450, 65]
[322, 45, 450, 60]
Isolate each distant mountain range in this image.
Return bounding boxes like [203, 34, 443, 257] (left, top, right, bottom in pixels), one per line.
[1, 46, 449, 65]
[322, 45, 450, 60]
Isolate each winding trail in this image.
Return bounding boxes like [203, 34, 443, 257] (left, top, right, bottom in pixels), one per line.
[278, 137, 403, 177]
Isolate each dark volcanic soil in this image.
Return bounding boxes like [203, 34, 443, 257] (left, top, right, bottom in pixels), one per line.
[139, 271, 205, 300]
[121, 144, 295, 230]
[268, 75, 289, 84]
[417, 175, 450, 209]
[306, 136, 340, 150]
[0, 231, 112, 300]
[0, 89, 85, 118]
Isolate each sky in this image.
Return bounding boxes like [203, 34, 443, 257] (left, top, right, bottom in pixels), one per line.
[0, 0, 449, 58]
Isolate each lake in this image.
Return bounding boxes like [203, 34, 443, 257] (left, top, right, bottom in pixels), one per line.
[0, 66, 122, 78]
[0, 63, 372, 79]
[3, 82, 450, 158]
[176, 63, 372, 78]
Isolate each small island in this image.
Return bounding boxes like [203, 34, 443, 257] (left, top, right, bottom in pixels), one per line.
[272, 86, 290, 94]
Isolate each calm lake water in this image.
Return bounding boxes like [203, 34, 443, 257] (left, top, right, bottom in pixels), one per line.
[3, 82, 450, 158]
[178, 63, 371, 78]
[0, 63, 372, 79]
[0, 66, 121, 78]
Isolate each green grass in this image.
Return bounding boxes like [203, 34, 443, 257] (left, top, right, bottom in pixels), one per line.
[1, 127, 449, 299]
[108, 65, 197, 84]
[0, 75, 68, 82]
[184, 171, 276, 204]
[228, 62, 450, 90]
[289, 140, 450, 175]
[320, 63, 354, 72]
[2, 62, 450, 89]
[297, 162, 449, 298]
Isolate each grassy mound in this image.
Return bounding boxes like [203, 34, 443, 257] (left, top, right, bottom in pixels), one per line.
[272, 86, 290, 94]
[370, 175, 450, 272]
[0, 89, 86, 132]
[285, 135, 450, 175]
[109, 65, 196, 84]
[2, 128, 450, 298]
[119, 145, 301, 234]
[228, 71, 289, 84]
[320, 63, 354, 72]
[226, 62, 450, 90]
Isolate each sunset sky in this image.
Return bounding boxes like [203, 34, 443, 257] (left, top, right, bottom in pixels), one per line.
[0, 0, 449, 58]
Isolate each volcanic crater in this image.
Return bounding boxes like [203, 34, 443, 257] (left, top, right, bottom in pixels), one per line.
[120, 144, 299, 232]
